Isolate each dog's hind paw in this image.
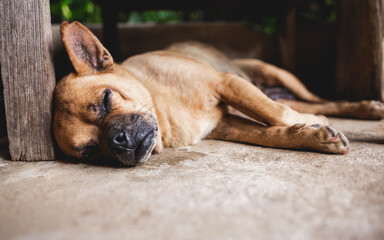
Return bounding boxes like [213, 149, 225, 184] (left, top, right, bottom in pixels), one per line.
[357, 100, 384, 120]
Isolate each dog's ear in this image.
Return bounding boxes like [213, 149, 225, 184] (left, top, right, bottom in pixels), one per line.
[61, 21, 114, 75]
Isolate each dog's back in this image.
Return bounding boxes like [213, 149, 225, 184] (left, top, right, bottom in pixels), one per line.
[166, 41, 250, 81]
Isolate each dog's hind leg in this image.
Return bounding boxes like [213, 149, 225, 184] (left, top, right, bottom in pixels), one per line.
[217, 72, 328, 126]
[207, 114, 349, 154]
[277, 99, 384, 120]
[233, 59, 384, 120]
[233, 59, 324, 103]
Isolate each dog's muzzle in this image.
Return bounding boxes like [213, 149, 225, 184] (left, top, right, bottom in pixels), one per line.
[103, 113, 158, 166]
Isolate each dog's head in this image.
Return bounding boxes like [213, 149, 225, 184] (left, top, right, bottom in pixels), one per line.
[54, 21, 161, 166]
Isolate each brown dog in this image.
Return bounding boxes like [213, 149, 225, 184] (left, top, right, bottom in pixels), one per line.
[53, 21, 384, 166]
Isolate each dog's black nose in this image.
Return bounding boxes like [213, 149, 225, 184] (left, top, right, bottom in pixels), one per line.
[108, 127, 154, 153]
[110, 131, 136, 151]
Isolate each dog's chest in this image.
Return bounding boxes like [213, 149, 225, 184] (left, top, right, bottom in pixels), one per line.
[193, 116, 219, 144]
[154, 96, 224, 147]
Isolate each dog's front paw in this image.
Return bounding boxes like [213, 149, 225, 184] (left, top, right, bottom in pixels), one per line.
[292, 124, 349, 154]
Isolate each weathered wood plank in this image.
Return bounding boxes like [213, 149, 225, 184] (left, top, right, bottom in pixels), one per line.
[336, 0, 383, 100]
[0, 0, 56, 160]
[381, 0, 384, 101]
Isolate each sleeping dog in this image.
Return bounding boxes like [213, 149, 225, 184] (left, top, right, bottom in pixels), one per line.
[53, 21, 384, 166]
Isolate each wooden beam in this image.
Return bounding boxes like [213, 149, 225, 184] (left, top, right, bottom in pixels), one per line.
[279, 7, 297, 73]
[336, 0, 383, 100]
[381, 0, 384, 101]
[0, 0, 56, 160]
[100, 4, 120, 61]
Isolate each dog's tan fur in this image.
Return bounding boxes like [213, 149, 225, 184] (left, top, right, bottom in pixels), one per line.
[54, 21, 384, 165]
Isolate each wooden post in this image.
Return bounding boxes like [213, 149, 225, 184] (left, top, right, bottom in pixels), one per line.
[279, 7, 296, 73]
[100, 4, 120, 61]
[336, 0, 383, 101]
[0, 0, 56, 160]
[381, 0, 384, 101]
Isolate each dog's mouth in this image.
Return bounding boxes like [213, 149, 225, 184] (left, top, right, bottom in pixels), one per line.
[102, 113, 158, 166]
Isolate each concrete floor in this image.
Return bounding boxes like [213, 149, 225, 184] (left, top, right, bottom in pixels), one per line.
[0, 118, 383, 240]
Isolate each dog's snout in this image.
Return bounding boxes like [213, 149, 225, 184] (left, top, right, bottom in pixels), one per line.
[104, 113, 158, 165]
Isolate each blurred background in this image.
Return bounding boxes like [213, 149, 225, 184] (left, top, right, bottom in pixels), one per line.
[49, 0, 339, 99]
[49, 0, 337, 34]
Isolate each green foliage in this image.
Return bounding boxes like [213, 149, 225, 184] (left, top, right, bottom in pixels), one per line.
[50, 0, 337, 35]
[246, 17, 278, 36]
[297, 0, 337, 23]
[50, 0, 102, 23]
[50, 0, 197, 24]
[324, 0, 337, 22]
[121, 11, 184, 23]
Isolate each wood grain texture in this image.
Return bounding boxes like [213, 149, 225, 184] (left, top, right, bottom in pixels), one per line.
[0, 0, 56, 160]
[336, 0, 383, 100]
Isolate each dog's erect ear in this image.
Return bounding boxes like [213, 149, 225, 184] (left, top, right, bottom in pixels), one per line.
[61, 21, 114, 75]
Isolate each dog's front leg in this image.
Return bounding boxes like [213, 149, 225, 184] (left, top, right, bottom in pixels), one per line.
[216, 73, 328, 126]
[207, 115, 349, 154]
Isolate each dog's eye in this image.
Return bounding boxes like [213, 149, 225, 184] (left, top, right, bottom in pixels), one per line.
[101, 89, 112, 116]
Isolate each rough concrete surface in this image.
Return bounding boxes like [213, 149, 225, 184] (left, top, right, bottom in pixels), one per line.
[0, 118, 383, 240]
